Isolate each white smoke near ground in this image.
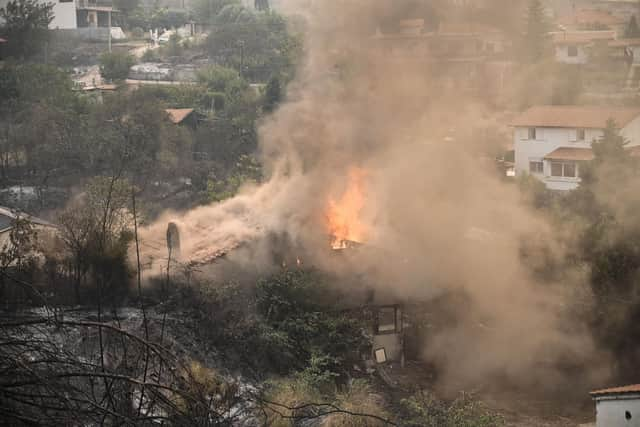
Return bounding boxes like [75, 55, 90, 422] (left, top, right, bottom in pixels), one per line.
[139, 0, 610, 391]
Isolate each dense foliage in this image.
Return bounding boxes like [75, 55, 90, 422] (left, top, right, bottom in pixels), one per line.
[0, 0, 53, 59]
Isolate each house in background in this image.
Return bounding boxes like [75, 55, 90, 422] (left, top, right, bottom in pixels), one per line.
[551, 30, 617, 64]
[0, 206, 56, 250]
[556, 8, 626, 35]
[512, 105, 640, 190]
[591, 384, 640, 427]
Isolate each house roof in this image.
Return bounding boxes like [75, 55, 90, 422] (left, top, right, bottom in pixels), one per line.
[551, 30, 616, 45]
[609, 38, 640, 47]
[544, 147, 595, 161]
[81, 83, 118, 92]
[165, 108, 194, 124]
[557, 9, 625, 27]
[0, 206, 55, 233]
[591, 384, 640, 397]
[511, 106, 640, 129]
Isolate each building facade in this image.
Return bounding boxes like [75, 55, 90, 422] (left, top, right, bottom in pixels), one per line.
[513, 105, 640, 190]
[591, 384, 640, 427]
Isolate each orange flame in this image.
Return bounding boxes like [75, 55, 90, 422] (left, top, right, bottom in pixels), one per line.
[325, 168, 368, 249]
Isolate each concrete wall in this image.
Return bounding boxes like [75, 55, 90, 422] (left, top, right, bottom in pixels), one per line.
[50, 0, 77, 29]
[555, 45, 589, 64]
[595, 395, 640, 427]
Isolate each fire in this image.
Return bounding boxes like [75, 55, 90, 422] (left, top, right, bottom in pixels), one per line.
[325, 168, 368, 249]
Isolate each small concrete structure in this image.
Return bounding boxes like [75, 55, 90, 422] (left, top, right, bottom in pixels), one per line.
[591, 384, 640, 427]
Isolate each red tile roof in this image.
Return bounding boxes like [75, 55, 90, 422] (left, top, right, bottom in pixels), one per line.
[609, 38, 640, 47]
[591, 384, 640, 396]
[551, 30, 616, 45]
[512, 106, 640, 129]
[544, 147, 594, 161]
[557, 9, 625, 27]
[165, 108, 194, 124]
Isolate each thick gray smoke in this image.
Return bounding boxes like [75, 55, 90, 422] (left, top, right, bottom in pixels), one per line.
[140, 0, 610, 390]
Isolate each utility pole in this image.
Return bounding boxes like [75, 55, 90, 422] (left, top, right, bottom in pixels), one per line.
[108, 9, 112, 53]
[239, 40, 245, 78]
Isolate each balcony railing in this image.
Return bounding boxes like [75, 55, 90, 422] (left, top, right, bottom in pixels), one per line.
[76, 0, 113, 9]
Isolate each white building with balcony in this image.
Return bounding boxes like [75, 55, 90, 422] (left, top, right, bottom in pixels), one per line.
[512, 105, 640, 190]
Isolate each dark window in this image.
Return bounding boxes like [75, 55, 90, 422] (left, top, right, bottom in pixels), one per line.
[568, 45, 578, 57]
[564, 163, 576, 177]
[577, 128, 585, 140]
[377, 307, 396, 333]
[528, 127, 537, 140]
[529, 161, 543, 174]
[550, 162, 578, 178]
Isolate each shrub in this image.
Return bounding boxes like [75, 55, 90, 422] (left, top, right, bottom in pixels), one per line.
[99, 51, 135, 82]
[399, 391, 504, 427]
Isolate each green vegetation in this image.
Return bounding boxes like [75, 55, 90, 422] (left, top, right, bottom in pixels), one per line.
[522, 0, 550, 64]
[0, 0, 53, 60]
[399, 391, 504, 427]
[99, 51, 136, 82]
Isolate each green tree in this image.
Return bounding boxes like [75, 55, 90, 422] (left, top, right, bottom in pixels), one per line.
[58, 176, 133, 303]
[522, 0, 550, 63]
[0, 0, 53, 60]
[255, 0, 269, 11]
[625, 15, 640, 38]
[263, 75, 282, 113]
[191, 0, 240, 23]
[207, 8, 302, 82]
[99, 51, 135, 82]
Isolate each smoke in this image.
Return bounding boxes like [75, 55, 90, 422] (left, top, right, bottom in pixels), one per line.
[140, 0, 609, 391]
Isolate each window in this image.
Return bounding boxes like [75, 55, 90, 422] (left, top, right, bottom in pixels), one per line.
[377, 307, 396, 333]
[550, 162, 578, 178]
[529, 161, 543, 174]
[375, 306, 402, 334]
[528, 127, 537, 140]
[576, 128, 585, 140]
[567, 45, 578, 57]
[564, 163, 576, 177]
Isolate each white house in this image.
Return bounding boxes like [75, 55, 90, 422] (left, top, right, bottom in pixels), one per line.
[591, 384, 640, 427]
[551, 30, 617, 64]
[0, 0, 77, 29]
[512, 105, 640, 190]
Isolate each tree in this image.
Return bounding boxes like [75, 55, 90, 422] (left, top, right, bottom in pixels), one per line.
[0, 0, 53, 59]
[625, 15, 640, 38]
[592, 119, 629, 165]
[191, 0, 240, 23]
[58, 176, 133, 303]
[522, 0, 550, 63]
[99, 51, 135, 82]
[255, 0, 269, 11]
[263, 75, 282, 113]
[206, 8, 302, 82]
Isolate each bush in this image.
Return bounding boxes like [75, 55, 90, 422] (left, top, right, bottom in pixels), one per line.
[399, 391, 504, 427]
[131, 26, 145, 39]
[99, 51, 135, 82]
